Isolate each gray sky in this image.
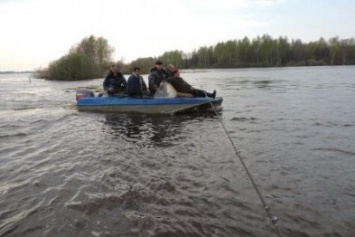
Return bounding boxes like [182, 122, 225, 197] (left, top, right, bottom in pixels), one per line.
[0, 0, 354, 71]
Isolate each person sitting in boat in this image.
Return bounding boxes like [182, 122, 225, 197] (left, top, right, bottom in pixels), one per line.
[148, 60, 169, 95]
[103, 64, 127, 96]
[164, 70, 216, 98]
[126, 67, 150, 97]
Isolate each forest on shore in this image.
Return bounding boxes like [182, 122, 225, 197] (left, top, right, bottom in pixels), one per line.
[35, 35, 355, 80]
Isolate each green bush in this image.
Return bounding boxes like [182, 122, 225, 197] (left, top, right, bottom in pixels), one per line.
[35, 35, 113, 80]
[37, 53, 106, 80]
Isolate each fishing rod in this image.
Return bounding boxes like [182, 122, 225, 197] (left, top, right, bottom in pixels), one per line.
[194, 78, 281, 237]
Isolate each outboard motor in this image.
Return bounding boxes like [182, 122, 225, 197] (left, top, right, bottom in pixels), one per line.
[76, 89, 94, 101]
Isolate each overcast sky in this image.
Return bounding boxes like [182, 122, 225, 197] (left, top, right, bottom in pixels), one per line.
[0, 0, 354, 71]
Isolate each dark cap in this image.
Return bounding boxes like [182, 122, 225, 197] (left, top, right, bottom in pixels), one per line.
[133, 66, 140, 71]
[155, 60, 163, 65]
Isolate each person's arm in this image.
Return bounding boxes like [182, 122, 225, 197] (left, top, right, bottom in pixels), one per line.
[103, 76, 109, 91]
[165, 77, 172, 83]
[126, 75, 132, 94]
[148, 73, 158, 93]
[141, 77, 150, 96]
[140, 76, 148, 91]
[118, 73, 127, 89]
[162, 69, 169, 79]
[121, 76, 127, 88]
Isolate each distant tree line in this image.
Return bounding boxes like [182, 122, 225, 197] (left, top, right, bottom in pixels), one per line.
[35, 34, 355, 80]
[185, 35, 355, 68]
[123, 35, 355, 73]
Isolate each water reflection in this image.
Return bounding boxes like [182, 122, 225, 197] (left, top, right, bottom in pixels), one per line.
[103, 114, 199, 147]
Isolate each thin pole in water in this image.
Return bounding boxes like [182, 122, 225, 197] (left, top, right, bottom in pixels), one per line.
[194, 77, 281, 237]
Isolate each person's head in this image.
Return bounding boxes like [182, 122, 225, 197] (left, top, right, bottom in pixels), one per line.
[172, 69, 180, 77]
[155, 60, 163, 70]
[110, 64, 118, 73]
[133, 66, 141, 75]
[167, 64, 175, 73]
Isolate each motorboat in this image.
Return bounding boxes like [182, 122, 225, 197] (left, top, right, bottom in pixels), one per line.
[76, 89, 222, 114]
[76, 91, 222, 114]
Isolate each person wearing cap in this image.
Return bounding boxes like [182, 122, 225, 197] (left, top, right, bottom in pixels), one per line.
[148, 60, 169, 95]
[103, 64, 127, 96]
[165, 70, 216, 98]
[126, 67, 150, 97]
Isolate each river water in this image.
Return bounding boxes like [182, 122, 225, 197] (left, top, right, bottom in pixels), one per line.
[0, 66, 354, 236]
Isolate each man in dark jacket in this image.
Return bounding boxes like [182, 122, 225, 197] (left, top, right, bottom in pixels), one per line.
[148, 60, 169, 95]
[165, 70, 216, 98]
[103, 64, 127, 95]
[126, 67, 150, 97]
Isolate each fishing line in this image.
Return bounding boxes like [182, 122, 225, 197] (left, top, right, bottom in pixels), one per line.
[194, 78, 281, 237]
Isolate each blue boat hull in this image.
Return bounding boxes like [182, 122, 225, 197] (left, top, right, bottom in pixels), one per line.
[76, 96, 223, 114]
